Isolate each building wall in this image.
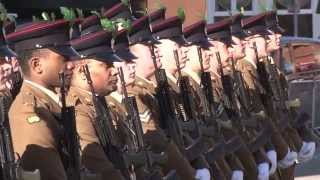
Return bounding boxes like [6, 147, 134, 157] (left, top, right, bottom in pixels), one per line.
[147, 0, 207, 26]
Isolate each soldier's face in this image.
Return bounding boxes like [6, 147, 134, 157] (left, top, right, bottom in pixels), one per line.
[210, 40, 230, 68]
[229, 36, 246, 60]
[86, 60, 118, 95]
[266, 32, 282, 52]
[41, 50, 75, 88]
[129, 43, 161, 79]
[155, 39, 187, 74]
[113, 61, 136, 91]
[244, 35, 268, 60]
[185, 45, 210, 72]
[207, 41, 219, 74]
[0, 57, 13, 91]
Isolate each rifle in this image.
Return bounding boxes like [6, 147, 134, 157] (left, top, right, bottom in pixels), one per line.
[229, 57, 250, 112]
[10, 70, 23, 100]
[82, 64, 136, 179]
[252, 43, 290, 129]
[215, 52, 244, 132]
[118, 67, 164, 180]
[149, 45, 185, 152]
[173, 49, 201, 139]
[197, 47, 221, 138]
[0, 95, 19, 180]
[59, 72, 81, 180]
[149, 45, 205, 162]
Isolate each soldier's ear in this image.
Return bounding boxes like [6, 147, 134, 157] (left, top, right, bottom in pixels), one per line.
[29, 57, 42, 74]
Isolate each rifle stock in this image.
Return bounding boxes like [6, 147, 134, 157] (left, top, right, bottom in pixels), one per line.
[0, 95, 19, 180]
[59, 72, 81, 180]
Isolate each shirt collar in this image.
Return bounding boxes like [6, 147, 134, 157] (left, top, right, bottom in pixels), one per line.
[110, 91, 124, 103]
[182, 68, 201, 85]
[24, 79, 62, 106]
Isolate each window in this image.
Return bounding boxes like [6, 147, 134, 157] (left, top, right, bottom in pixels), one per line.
[208, 0, 317, 38]
[216, 0, 231, 11]
[237, 0, 253, 11]
[276, 0, 311, 11]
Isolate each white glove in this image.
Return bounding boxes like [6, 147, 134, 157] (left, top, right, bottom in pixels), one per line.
[195, 168, 211, 180]
[266, 150, 277, 175]
[298, 141, 316, 163]
[231, 170, 244, 180]
[257, 162, 269, 180]
[278, 148, 297, 169]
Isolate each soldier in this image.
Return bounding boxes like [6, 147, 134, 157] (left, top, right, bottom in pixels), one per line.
[0, 20, 16, 92]
[263, 11, 316, 164]
[127, 14, 211, 180]
[228, 14, 279, 177]
[107, 27, 174, 179]
[182, 20, 257, 180]
[6, 20, 79, 180]
[206, 16, 267, 180]
[68, 30, 125, 180]
[241, 13, 300, 179]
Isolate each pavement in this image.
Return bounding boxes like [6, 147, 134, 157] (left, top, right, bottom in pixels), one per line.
[294, 148, 320, 179]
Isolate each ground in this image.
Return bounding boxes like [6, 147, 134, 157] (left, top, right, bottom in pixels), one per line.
[295, 148, 320, 179]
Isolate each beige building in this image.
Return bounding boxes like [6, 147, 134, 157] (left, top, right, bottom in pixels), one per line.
[147, 0, 320, 39]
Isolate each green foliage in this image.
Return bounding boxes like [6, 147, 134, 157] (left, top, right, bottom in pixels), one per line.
[0, 2, 7, 21]
[121, 0, 129, 7]
[41, 12, 50, 21]
[60, 7, 76, 21]
[117, 18, 132, 32]
[101, 18, 116, 32]
[177, 7, 185, 23]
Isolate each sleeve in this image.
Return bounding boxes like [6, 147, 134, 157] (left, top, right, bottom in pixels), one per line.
[75, 104, 125, 180]
[9, 103, 67, 180]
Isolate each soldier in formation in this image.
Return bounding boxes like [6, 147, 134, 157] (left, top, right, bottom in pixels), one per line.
[0, 1, 317, 180]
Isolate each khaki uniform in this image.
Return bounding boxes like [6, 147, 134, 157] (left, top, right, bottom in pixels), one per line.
[236, 58, 298, 179]
[9, 82, 67, 180]
[237, 58, 299, 155]
[127, 76, 197, 180]
[209, 72, 261, 180]
[67, 86, 124, 180]
[181, 70, 249, 178]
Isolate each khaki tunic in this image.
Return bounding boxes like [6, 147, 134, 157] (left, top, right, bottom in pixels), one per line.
[67, 86, 124, 180]
[9, 82, 67, 180]
[127, 76, 197, 180]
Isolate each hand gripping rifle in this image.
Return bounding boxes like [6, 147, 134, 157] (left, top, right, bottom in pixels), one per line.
[118, 67, 165, 180]
[59, 72, 81, 180]
[82, 64, 135, 179]
[0, 95, 19, 180]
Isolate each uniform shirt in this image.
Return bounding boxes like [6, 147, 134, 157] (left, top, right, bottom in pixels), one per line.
[9, 81, 67, 180]
[67, 86, 125, 180]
